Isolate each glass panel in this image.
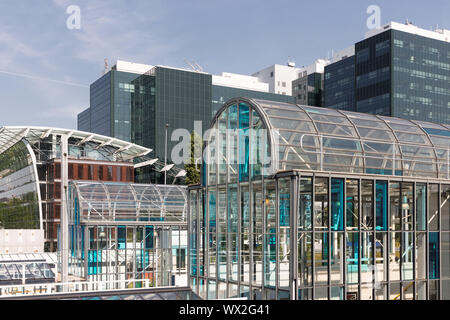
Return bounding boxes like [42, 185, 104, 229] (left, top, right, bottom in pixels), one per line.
[330, 287, 344, 300]
[376, 181, 388, 231]
[314, 178, 329, 231]
[217, 188, 227, 280]
[314, 286, 328, 300]
[208, 280, 216, 300]
[416, 232, 427, 280]
[227, 104, 238, 184]
[442, 185, 450, 231]
[442, 280, 450, 300]
[314, 232, 328, 286]
[252, 182, 263, 286]
[330, 232, 344, 285]
[442, 233, 450, 279]
[346, 179, 359, 230]
[389, 182, 401, 231]
[416, 183, 427, 231]
[361, 232, 373, 285]
[429, 280, 439, 300]
[390, 282, 401, 300]
[240, 184, 250, 284]
[217, 281, 227, 299]
[416, 281, 427, 300]
[298, 288, 313, 300]
[389, 232, 401, 281]
[401, 183, 413, 231]
[218, 111, 227, 184]
[402, 281, 414, 300]
[299, 177, 312, 231]
[278, 178, 290, 289]
[429, 232, 440, 280]
[375, 232, 389, 282]
[346, 232, 358, 284]
[402, 232, 414, 281]
[361, 180, 374, 230]
[375, 283, 387, 300]
[298, 232, 312, 288]
[264, 180, 276, 287]
[331, 178, 344, 231]
[429, 184, 439, 231]
[239, 103, 250, 182]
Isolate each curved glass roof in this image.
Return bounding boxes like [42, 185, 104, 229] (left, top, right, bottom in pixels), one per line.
[212, 98, 450, 179]
[69, 181, 187, 224]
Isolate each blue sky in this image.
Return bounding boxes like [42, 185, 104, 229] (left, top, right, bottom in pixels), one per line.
[0, 0, 449, 129]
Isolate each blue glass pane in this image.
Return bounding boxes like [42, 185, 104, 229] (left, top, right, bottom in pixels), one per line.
[118, 226, 126, 249]
[376, 181, 388, 231]
[279, 192, 290, 228]
[209, 190, 216, 233]
[331, 178, 344, 231]
[145, 227, 154, 249]
[429, 232, 440, 279]
[239, 103, 250, 182]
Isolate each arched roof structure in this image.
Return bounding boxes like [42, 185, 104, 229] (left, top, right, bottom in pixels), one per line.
[210, 98, 450, 179]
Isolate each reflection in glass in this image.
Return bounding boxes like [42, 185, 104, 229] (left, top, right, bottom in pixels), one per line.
[361, 180, 374, 230]
[389, 232, 401, 281]
[252, 182, 263, 286]
[441, 185, 450, 231]
[415, 232, 427, 280]
[389, 182, 401, 231]
[346, 232, 358, 284]
[298, 232, 312, 288]
[314, 178, 329, 230]
[217, 188, 227, 280]
[279, 178, 290, 289]
[376, 181, 388, 231]
[330, 232, 344, 285]
[375, 233, 387, 282]
[299, 178, 312, 230]
[331, 178, 344, 231]
[416, 183, 427, 231]
[314, 233, 328, 286]
[429, 184, 439, 231]
[429, 232, 440, 280]
[346, 179, 359, 230]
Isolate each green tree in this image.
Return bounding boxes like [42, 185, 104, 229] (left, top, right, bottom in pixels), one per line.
[185, 131, 202, 185]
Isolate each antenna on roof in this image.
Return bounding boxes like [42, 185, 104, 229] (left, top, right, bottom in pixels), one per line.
[103, 58, 109, 75]
[184, 58, 203, 72]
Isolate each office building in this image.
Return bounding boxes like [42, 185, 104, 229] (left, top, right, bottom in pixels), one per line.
[292, 59, 329, 106]
[188, 97, 450, 300]
[252, 62, 300, 96]
[78, 61, 295, 183]
[324, 21, 450, 124]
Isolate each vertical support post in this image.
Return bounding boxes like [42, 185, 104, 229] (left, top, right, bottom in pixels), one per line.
[60, 134, 69, 287]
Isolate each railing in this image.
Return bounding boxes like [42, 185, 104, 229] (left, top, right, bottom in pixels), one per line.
[0, 278, 156, 298]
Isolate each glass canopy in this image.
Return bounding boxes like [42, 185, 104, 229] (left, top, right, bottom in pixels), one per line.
[208, 98, 450, 179]
[69, 181, 187, 224]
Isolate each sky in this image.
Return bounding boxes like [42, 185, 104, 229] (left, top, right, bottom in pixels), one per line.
[0, 0, 449, 129]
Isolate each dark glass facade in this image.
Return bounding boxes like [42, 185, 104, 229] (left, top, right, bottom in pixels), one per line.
[90, 72, 112, 137]
[324, 56, 355, 111]
[292, 73, 323, 107]
[77, 108, 91, 132]
[391, 30, 450, 123]
[326, 28, 450, 124]
[355, 30, 391, 116]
